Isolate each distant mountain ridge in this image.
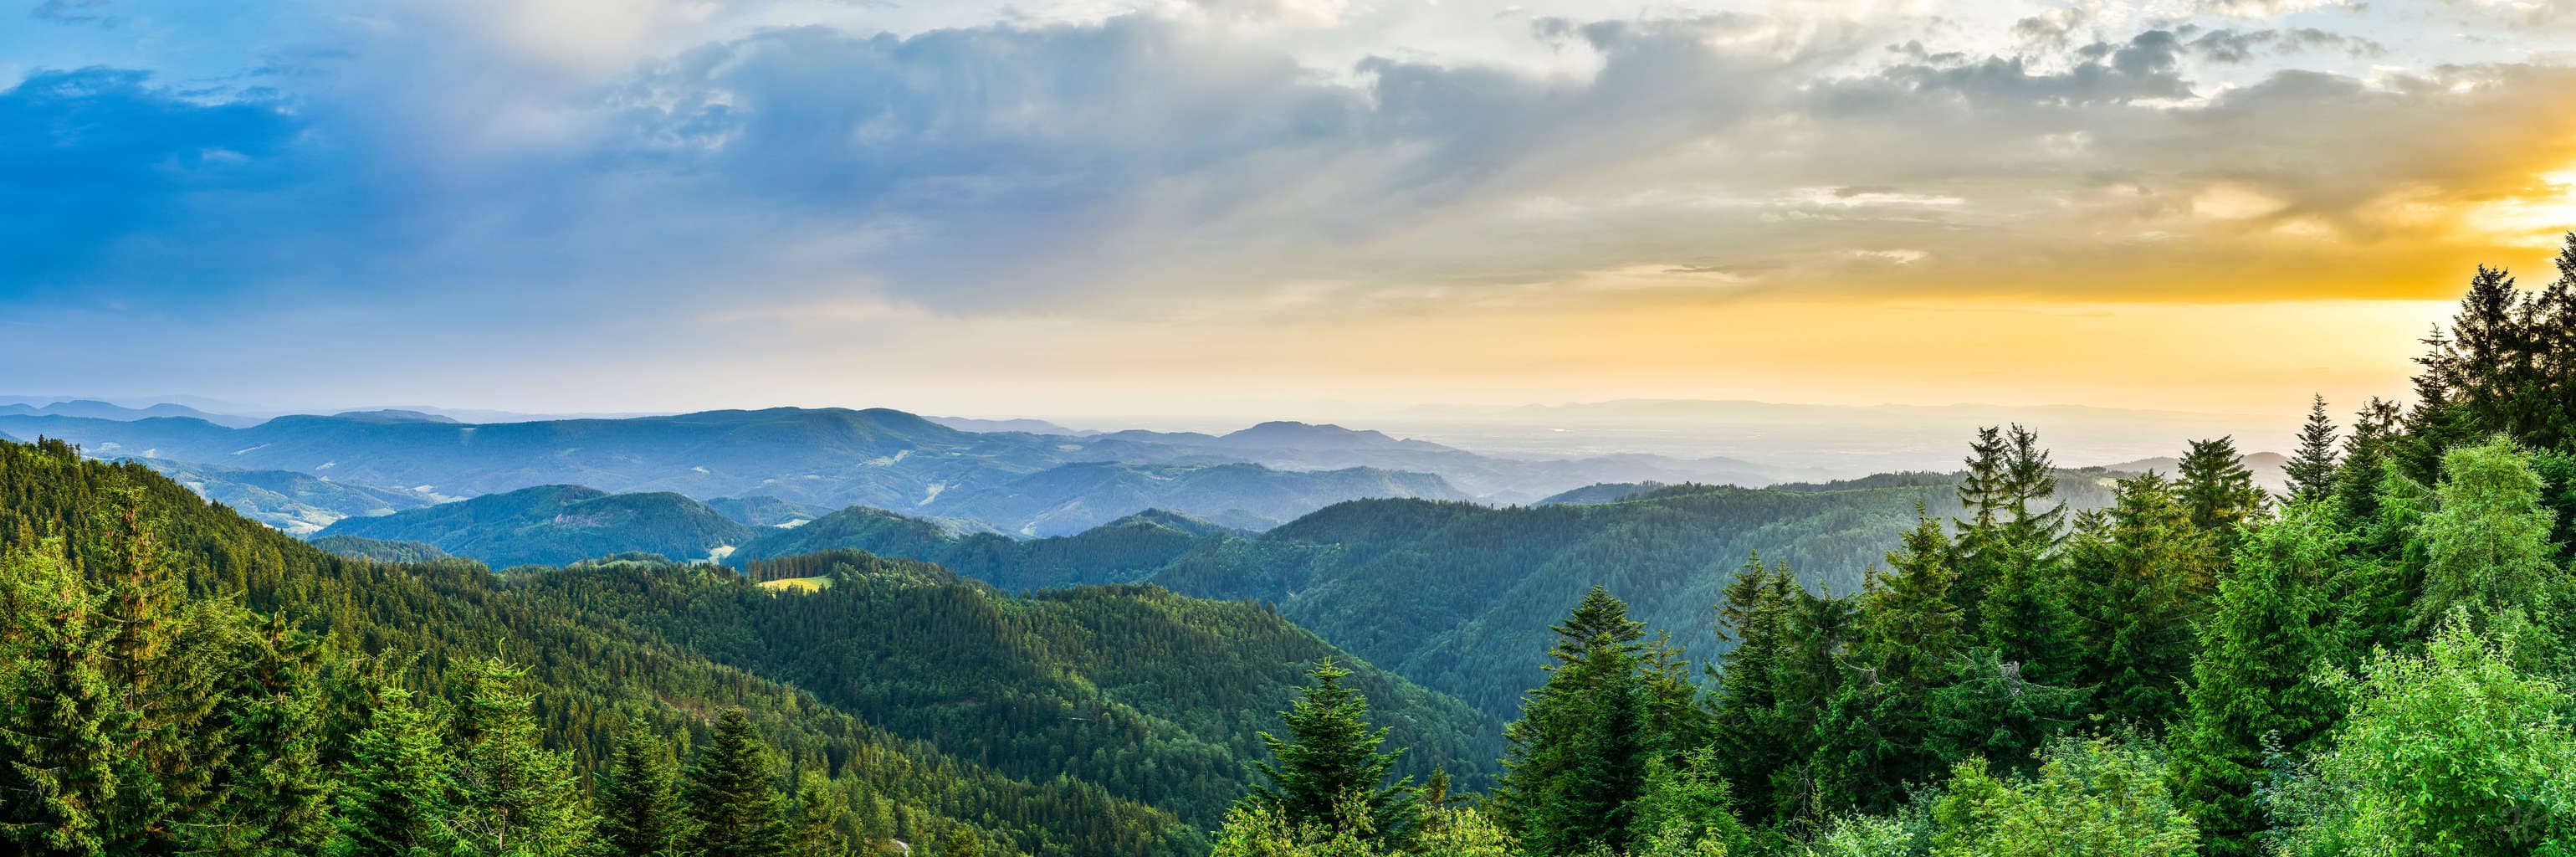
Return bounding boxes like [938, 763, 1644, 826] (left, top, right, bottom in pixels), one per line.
[3, 406, 1775, 536]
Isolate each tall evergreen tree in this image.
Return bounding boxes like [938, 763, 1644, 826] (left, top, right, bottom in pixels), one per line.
[86, 489, 229, 854]
[599, 726, 690, 857]
[2065, 473, 2209, 727]
[1497, 588, 1666, 854]
[685, 709, 792, 857]
[192, 612, 338, 857]
[2284, 395, 2341, 504]
[0, 544, 122, 857]
[1707, 555, 1793, 819]
[1813, 514, 1964, 815]
[333, 687, 456, 857]
[786, 772, 853, 857]
[1249, 659, 1417, 847]
[447, 657, 598, 857]
[2169, 504, 2355, 857]
[2177, 437, 2266, 537]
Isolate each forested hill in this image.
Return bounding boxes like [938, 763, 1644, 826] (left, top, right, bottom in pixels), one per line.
[726, 505, 1237, 588]
[0, 435, 1498, 856]
[311, 484, 761, 567]
[740, 476, 2109, 717]
[518, 549, 1504, 827]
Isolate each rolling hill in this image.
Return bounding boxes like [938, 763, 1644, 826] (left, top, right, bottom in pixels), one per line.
[312, 484, 761, 567]
[762, 474, 2132, 717]
[0, 434, 1508, 855]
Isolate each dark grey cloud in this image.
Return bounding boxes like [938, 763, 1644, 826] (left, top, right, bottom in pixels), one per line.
[2189, 27, 2387, 63]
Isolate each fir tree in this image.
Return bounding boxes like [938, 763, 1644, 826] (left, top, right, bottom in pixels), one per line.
[2283, 396, 2340, 505]
[447, 657, 599, 856]
[2177, 437, 2266, 536]
[685, 709, 792, 857]
[600, 726, 690, 857]
[1248, 659, 1417, 847]
[2169, 504, 2353, 857]
[0, 544, 122, 857]
[333, 687, 456, 857]
[1707, 555, 1792, 819]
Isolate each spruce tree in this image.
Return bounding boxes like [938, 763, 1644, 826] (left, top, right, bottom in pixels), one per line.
[2169, 504, 2353, 857]
[600, 726, 690, 857]
[447, 657, 598, 856]
[1250, 659, 1417, 847]
[334, 687, 456, 857]
[194, 612, 336, 857]
[2178, 436, 2266, 536]
[0, 544, 122, 857]
[2064, 473, 2209, 727]
[86, 490, 228, 854]
[1707, 555, 1791, 819]
[1498, 588, 1665, 854]
[2284, 395, 2340, 504]
[786, 772, 852, 857]
[685, 709, 791, 857]
[1812, 514, 1963, 814]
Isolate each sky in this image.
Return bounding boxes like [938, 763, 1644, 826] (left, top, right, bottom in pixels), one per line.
[9, 0, 2576, 423]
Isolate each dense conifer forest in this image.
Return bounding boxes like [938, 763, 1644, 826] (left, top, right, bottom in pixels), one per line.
[4, 243, 2576, 857]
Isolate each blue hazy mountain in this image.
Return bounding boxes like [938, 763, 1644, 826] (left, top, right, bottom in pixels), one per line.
[0, 406, 1786, 535]
[313, 485, 761, 567]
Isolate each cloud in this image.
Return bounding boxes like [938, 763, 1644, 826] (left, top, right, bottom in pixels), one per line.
[0, 68, 304, 296]
[30, 0, 115, 28]
[2198, 0, 2353, 17]
[2187, 27, 2387, 62]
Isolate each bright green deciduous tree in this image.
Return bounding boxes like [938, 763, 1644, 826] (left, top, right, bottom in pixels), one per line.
[1929, 737, 2198, 857]
[2412, 435, 2563, 633]
[2265, 613, 2576, 857]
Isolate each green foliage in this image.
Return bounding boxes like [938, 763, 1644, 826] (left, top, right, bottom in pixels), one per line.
[2063, 473, 2211, 728]
[1248, 659, 1418, 848]
[2283, 397, 2340, 505]
[1496, 588, 1674, 856]
[447, 656, 600, 856]
[686, 709, 795, 857]
[2264, 613, 2576, 857]
[599, 726, 691, 857]
[1927, 737, 2196, 857]
[2413, 435, 2564, 632]
[2169, 503, 2357, 857]
[331, 686, 454, 857]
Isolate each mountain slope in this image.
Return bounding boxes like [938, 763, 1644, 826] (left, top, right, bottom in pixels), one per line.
[922, 461, 1465, 536]
[0, 436, 1200, 856]
[515, 549, 1506, 827]
[705, 494, 837, 527]
[133, 456, 433, 533]
[313, 484, 761, 567]
[730, 506, 1238, 588]
[820, 475, 2126, 717]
